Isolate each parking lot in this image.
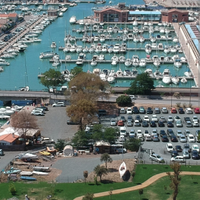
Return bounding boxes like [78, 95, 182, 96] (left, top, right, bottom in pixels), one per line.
[100, 106, 200, 165]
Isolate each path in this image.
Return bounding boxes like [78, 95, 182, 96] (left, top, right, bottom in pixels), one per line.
[74, 171, 200, 200]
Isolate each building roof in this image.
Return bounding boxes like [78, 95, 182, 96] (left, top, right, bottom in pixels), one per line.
[95, 7, 128, 13]
[129, 11, 161, 15]
[0, 133, 19, 143]
[95, 141, 110, 146]
[162, 9, 188, 14]
[8, 13, 18, 17]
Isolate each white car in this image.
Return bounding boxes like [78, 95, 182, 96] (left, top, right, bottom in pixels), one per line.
[171, 156, 186, 163]
[161, 107, 168, 114]
[179, 135, 187, 143]
[119, 108, 126, 114]
[192, 116, 199, 123]
[137, 130, 143, 138]
[129, 95, 136, 100]
[134, 120, 141, 126]
[176, 130, 183, 138]
[150, 153, 165, 163]
[126, 107, 132, 114]
[52, 102, 64, 107]
[129, 130, 136, 138]
[151, 129, 158, 137]
[192, 144, 199, 152]
[193, 121, 199, 127]
[151, 115, 158, 122]
[168, 116, 174, 122]
[143, 115, 150, 122]
[187, 134, 195, 143]
[166, 143, 173, 152]
[110, 119, 117, 126]
[185, 108, 193, 114]
[31, 109, 44, 116]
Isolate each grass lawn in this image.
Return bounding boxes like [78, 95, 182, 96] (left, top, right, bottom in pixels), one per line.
[96, 175, 200, 200]
[1, 164, 200, 200]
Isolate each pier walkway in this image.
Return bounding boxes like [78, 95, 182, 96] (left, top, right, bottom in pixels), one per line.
[0, 15, 45, 56]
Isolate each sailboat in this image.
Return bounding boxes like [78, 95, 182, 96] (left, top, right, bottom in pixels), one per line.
[20, 57, 29, 91]
[119, 162, 126, 178]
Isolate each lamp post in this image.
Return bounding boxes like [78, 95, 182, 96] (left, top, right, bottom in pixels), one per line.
[170, 84, 172, 108]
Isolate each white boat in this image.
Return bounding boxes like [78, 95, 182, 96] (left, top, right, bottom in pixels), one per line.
[145, 69, 154, 78]
[174, 60, 182, 68]
[119, 162, 126, 178]
[0, 61, 9, 66]
[20, 171, 33, 176]
[58, 12, 63, 17]
[162, 69, 171, 84]
[139, 58, 146, 67]
[184, 71, 193, 77]
[32, 171, 49, 176]
[132, 20, 138, 26]
[107, 76, 115, 83]
[33, 166, 50, 172]
[52, 60, 61, 67]
[99, 54, 105, 60]
[113, 44, 120, 53]
[171, 76, 179, 85]
[51, 41, 56, 48]
[116, 69, 123, 77]
[19, 153, 39, 160]
[69, 16, 77, 24]
[39, 51, 55, 59]
[124, 58, 132, 67]
[76, 58, 83, 65]
[111, 60, 118, 65]
[181, 77, 187, 83]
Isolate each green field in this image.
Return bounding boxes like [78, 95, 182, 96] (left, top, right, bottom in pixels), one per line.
[1, 164, 200, 200]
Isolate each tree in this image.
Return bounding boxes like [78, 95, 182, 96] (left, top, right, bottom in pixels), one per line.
[82, 193, 94, 200]
[173, 92, 181, 99]
[167, 162, 181, 200]
[10, 110, 38, 140]
[83, 171, 88, 184]
[139, 189, 143, 200]
[40, 68, 65, 90]
[116, 95, 132, 106]
[126, 73, 155, 95]
[124, 138, 141, 152]
[54, 139, 66, 152]
[71, 130, 91, 148]
[100, 153, 113, 169]
[70, 66, 83, 78]
[94, 165, 107, 182]
[67, 99, 98, 131]
[103, 127, 118, 144]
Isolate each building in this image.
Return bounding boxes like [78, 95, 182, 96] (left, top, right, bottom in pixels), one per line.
[0, 13, 18, 23]
[0, 133, 19, 145]
[161, 9, 188, 23]
[94, 7, 129, 23]
[128, 10, 161, 22]
[47, 9, 59, 17]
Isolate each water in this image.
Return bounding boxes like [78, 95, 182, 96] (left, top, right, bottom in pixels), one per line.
[0, 0, 195, 91]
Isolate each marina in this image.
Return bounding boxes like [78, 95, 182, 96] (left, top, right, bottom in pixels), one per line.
[0, 0, 198, 91]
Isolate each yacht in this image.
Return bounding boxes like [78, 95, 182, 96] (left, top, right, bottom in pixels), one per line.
[144, 69, 154, 78]
[69, 16, 77, 24]
[91, 59, 97, 66]
[51, 42, 56, 48]
[181, 77, 187, 84]
[139, 58, 146, 67]
[174, 59, 182, 68]
[162, 69, 171, 84]
[171, 76, 179, 85]
[113, 44, 120, 53]
[124, 58, 132, 67]
[145, 44, 152, 54]
[132, 55, 139, 67]
[39, 51, 55, 59]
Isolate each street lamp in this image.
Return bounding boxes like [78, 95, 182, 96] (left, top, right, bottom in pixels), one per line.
[170, 84, 172, 108]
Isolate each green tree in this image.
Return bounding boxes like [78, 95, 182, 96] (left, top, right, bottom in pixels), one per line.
[54, 139, 66, 152]
[126, 73, 155, 95]
[71, 130, 91, 148]
[40, 68, 65, 90]
[94, 165, 107, 182]
[139, 189, 143, 200]
[116, 95, 132, 107]
[82, 193, 94, 200]
[167, 162, 181, 200]
[100, 153, 113, 169]
[124, 138, 141, 152]
[83, 171, 88, 184]
[70, 66, 83, 78]
[9, 183, 16, 195]
[103, 127, 118, 144]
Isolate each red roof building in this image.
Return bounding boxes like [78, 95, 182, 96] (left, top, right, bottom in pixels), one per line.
[0, 134, 19, 145]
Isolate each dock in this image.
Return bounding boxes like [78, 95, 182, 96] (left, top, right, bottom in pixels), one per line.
[0, 15, 46, 56]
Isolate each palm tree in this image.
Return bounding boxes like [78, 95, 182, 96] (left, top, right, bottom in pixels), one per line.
[94, 165, 107, 182]
[100, 153, 113, 169]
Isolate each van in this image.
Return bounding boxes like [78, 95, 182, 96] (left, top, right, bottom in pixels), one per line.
[120, 127, 126, 136]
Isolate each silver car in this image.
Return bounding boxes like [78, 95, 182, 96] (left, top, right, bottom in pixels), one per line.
[150, 153, 165, 163]
[179, 134, 187, 143]
[110, 119, 117, 126]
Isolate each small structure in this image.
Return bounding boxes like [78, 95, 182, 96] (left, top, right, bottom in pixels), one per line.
[47, 9, 59, 17]
[0, 133, 19, 145]
[94, 141, 111, 154]
[161, 9, 188, 23]
[128, 10, 161, 21]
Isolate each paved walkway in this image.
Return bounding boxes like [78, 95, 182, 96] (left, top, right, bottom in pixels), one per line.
[74, 171, 200, 200]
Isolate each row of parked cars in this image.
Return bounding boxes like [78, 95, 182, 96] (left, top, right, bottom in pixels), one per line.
[114, 114, 200, 128]
[120, 106, 200, 115]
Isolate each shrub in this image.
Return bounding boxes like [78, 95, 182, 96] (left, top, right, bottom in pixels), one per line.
[116, 95, 131, 106]
[176, 103, 181, 108]
[54, 139, 66, 152]
[82, 193, 94, 200]
[9, 183, 16, 195]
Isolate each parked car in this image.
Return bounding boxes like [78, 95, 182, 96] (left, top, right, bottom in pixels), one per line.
[160, 130, 167, 137]
[166, 143, 173, 152]
[193, 121, 199, 127]
[117, 120, 124, 126]
[153, 135, 160, 142]
[143, 115, 150, 122]
[188, 134, 195, 143]
[136, 130, 143, 138]
[120, 116, 126, 122]
[171, 135, 178, 142]
[151, 129, 158, 137]
[192, 144, 199, 152]
[171, 107, 177, 114]
[143, 130, 150, 137]
[171, 156, 186, 163]
[162, 135, 169, 142]
[167, 121, 174, 127]
[158, 121, 165, 127]
[120, 108, 126, 114]
[139, 106, 145, 114]
[192, 116, 199, 123]
[174, 116, 181, 122]
[129, 95, 136, 100]
[178, 107, 184, 114]
[67, 119, 80, 125]
[185, 108, 193, 114]
[183, 149, 190, 159]
[127, 120, 133, 127]
[135, 115, 142, 122]
[192, 150, 200, 159]
[134, 120, 141, 126]
[146, 135, 153, 141]
[52, 102, 64, 107]
[186, 121, 193, 127]
[168, 116, 174, 122]
[167, 129, 175, 137]
[142, 120, 149, 127]
[154, 107, 160, 114]
[183, 143, 191, 152]
[176, 130, 183, 138]
[150, 121, 156, 127]
[179, 135, 187, 143]
[175, 145, 182, 152]
[31, 109, 44, 116]
[171, 150, 179, 157]
[36, 106, 49, 111]
[159, 116, 166, 123]
[129, 130, 136, 138]
[161, 107, 168, 114]
[150, 153, 164, 163]
[40, 137, 55, 145]
[184, 117, 191, 123]
[151, 115, 158, 122]
[126, 107, 132, 114]
[194, 107, 200, 114]
[110, 119, 117, 126]
[146, 107, 153, 114]
[176, 120, 183, 127]
[132, 106, 139, 114]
